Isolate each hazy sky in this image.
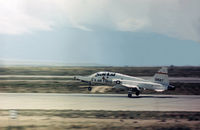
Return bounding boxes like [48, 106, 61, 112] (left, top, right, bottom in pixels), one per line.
[0, 0, 200, 66]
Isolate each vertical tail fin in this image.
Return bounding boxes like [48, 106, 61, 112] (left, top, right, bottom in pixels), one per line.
[153, 67, 169, 85]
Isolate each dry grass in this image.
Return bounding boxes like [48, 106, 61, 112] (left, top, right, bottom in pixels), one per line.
[0, 110, 199, 130]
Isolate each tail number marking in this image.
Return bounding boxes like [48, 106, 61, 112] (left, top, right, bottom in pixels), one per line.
[155, 78, 163, 82]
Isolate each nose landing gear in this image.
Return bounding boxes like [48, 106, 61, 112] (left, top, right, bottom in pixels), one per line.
[88, 86, 92, 91]
[87, 82, 92, 91]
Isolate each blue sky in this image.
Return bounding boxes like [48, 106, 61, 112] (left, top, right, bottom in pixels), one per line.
[0, 0, 200, 66]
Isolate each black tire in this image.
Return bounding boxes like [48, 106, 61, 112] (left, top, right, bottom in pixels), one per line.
[128, 93, 132, 98]
[135, 91, 140, 96]
[88, 87, 92, 91]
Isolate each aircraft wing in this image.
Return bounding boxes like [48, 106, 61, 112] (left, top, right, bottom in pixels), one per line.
[155, 89, 165, 92]
[121, 83, 139, 89]
[114, 79, 166, 92]
[112, 79, 140, 89]
[120, 80, 140, 90]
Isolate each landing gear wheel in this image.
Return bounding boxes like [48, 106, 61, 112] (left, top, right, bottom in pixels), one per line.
[88, 87, 92, 91]
[135, 91, 140, 96]
[128, 93, 132, 98]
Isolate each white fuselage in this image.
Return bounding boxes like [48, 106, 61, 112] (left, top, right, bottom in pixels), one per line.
[76, 71, 167, 91]
[75, 67, 175, 97]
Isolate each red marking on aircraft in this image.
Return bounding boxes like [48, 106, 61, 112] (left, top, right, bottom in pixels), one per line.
[157, 72, 168, 75]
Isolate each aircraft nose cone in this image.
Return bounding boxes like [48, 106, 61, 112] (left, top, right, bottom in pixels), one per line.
[168, 85, 175, 90]
[74, 76, 80, 80]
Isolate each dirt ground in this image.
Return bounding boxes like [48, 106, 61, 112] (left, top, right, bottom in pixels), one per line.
[1, 117, 199, 130]
[0, 110, 199, 130]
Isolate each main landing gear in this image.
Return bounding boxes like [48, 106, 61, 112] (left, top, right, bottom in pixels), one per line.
[128, 88, 140, 98]
[135, 90, 140, 96]
[128, 93, 132, 98]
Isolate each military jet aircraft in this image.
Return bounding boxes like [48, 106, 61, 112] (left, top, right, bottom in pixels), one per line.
[74, 67, 175, 97]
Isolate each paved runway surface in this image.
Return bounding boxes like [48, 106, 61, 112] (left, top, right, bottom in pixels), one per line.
[0, 93, 199, 111]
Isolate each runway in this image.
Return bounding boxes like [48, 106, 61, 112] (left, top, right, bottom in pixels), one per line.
[0, 93, 199, 111]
